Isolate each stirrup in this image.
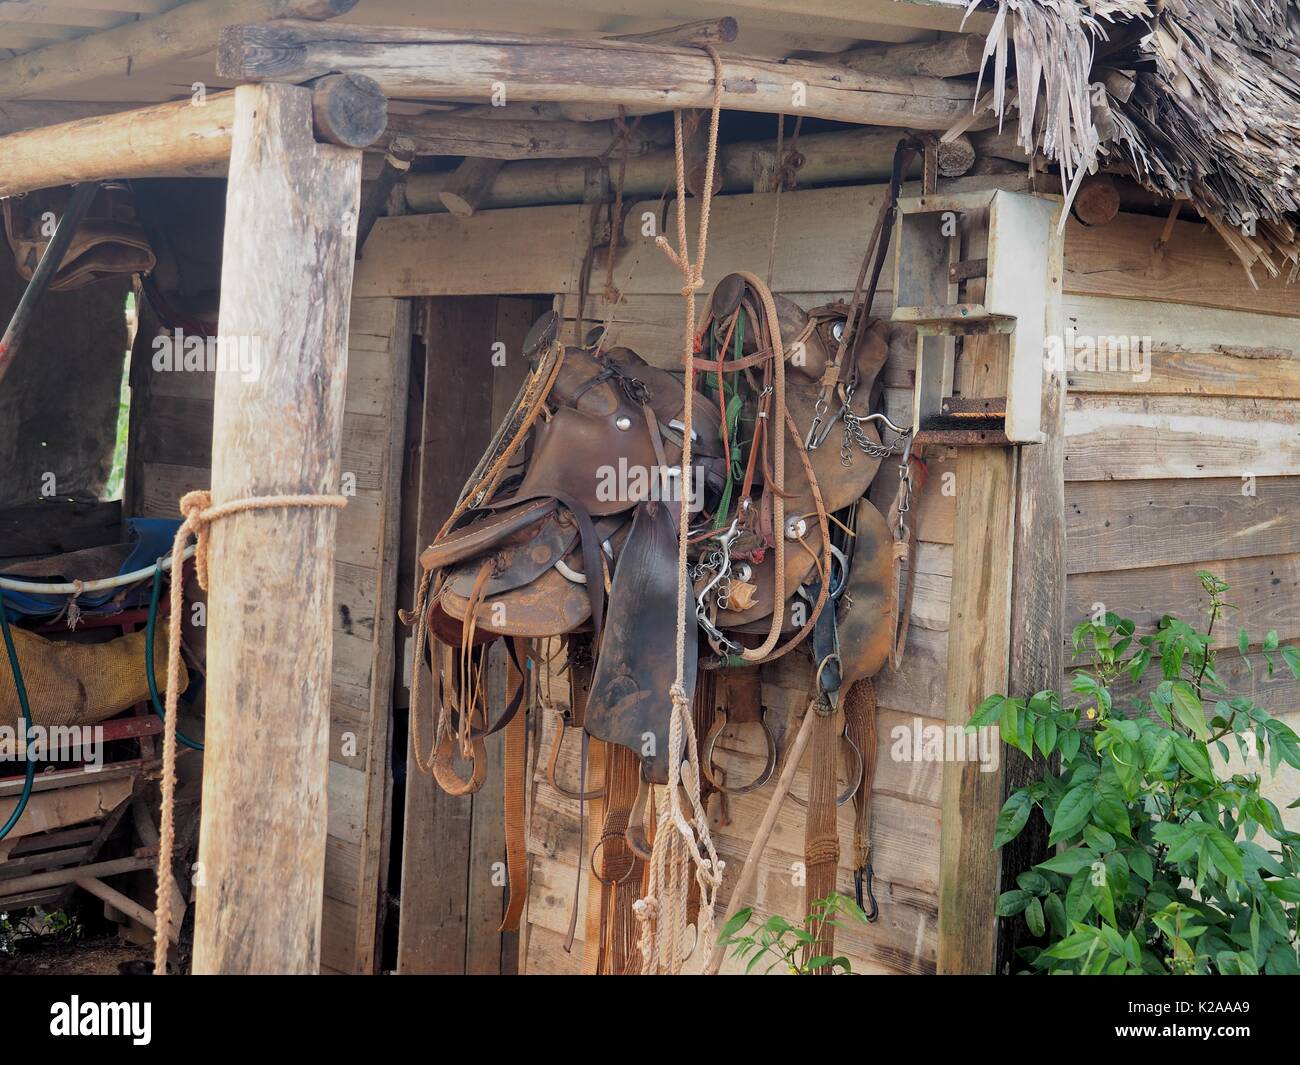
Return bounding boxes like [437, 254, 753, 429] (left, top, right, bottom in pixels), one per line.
[545, 714, 606, 800]
[788, 731, 864, 809]
[701, 709, 778, 796]
[433, 731, 488, 796]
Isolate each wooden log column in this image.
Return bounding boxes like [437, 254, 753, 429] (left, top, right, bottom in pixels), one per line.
[193, 82, 361, 974]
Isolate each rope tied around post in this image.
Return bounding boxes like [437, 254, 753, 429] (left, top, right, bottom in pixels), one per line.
[152, 489, 347, 975]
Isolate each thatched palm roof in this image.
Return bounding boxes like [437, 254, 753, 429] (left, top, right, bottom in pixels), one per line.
[967, 0, 1300, 283]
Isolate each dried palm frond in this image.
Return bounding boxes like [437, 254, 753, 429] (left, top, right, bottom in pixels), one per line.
[964, 0, 1300, 279]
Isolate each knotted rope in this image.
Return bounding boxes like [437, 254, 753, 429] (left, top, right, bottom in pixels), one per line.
[634, 44, 726, 975]
[152, 489, 347, 975]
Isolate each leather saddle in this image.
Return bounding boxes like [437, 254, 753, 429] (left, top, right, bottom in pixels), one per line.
[3, 185, 154, 292]
[418, 271, 901, 804]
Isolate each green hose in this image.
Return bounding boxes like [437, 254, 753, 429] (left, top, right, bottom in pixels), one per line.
[146, 565, 203, 752]
[0, 593, 36, 842]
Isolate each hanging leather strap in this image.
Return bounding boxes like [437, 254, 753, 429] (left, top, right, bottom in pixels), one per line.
[888, 452, 928, 670]
[843, 677, 879, 921]
[803, 690, 840, 973]
[498, 653, 529, 933]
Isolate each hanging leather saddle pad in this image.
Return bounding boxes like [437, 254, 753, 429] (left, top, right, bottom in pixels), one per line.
[836, 502, 896, 689]
[584, 500, 694, 786]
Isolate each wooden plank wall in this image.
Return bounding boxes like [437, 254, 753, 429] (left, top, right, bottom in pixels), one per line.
[126, 294, 410, 974]
[356, 185, 1300, 975]
[395, 295, 544, 975]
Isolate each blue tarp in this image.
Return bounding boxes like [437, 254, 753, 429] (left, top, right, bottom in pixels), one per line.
[1, 517, 182, 619]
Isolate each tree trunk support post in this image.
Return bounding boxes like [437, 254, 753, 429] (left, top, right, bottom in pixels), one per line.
[192, 82, 362, 975]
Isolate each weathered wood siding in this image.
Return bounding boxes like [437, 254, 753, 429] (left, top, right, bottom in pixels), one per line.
[356, 185, 1300, 975]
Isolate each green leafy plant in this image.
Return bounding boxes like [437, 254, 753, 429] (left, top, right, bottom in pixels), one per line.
[717, 892, 870, 974]
[970, 572, 1300, 975]
[0, 907, 82, 955]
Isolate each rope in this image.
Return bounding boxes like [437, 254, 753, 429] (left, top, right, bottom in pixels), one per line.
[635, 44, 726, 975]
[152, 489, 347, 975]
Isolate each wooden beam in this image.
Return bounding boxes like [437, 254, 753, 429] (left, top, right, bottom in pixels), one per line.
[77, 876, 173, 939]
[192, 82, 361, 975]
[439, 157, 506, 217]
[0, 853, 155, 896]
[217, 21, 976, 129]
[380, 111, 671, 160]
[403, 126, 974, 213]
[308, 72, 389, 149]
[0, 100, 137, 135]
[0, 0, 357, 101]
[0, 77, 386, 196]
[835, 34, 986, 78]
[607, 17, 738, 47]
[0, 94, 233, 196]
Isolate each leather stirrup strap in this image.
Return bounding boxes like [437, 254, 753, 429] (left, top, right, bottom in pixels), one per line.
[498, 654, 529, 932]
[564, 729, 590, 953]
[803, 694, 841, 973]
[843, 677, 880, 921]
[580, 737, 610, 971]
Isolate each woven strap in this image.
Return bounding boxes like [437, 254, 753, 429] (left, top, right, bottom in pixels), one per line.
[498, 655, 529, 933]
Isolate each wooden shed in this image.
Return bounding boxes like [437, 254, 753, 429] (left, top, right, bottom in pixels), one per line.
[0, 0, 1296, 978]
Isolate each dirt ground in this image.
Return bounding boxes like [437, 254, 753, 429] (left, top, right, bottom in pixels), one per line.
[0, 936, 153, 976]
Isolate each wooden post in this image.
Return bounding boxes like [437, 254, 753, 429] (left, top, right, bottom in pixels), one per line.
[996, 214, 1066, 973]
[936, 212, 1015, 975]
[936, 201, 1064, 974]
[193, 82, 361, 975]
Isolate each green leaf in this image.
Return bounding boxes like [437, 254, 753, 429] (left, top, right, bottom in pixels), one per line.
[1203, 830, 1244, 881]
[1042, 930, 1096, 960]
[1172, 735, 1216, 785]
[1281, 646, 1300, 680]
[993, 790, 1033, 849]
[1266, 878, 1300, 903]
[1238, 628, 1250, 654]
[1263, 718, 1300, 771]
[1025, 896, 1045, 938]
[996, 890, 1032, 917]
[1017, 871, 1051, 895]
[1082, 825, 1116, 853]
[968, 694, 1005, 729]
[718, 907, 753, 942]
[1143, 732, 1175, 775]
[1036, 848, 1097, 876]
[1034, 714, 1058, 759]
[1126, 847, 1154, 884]
[1044, 893, 1068, 937]
[1093, 784, 1132, 839]
[1170, 680, 1210, 740]
[1049, 785, 1094, 844]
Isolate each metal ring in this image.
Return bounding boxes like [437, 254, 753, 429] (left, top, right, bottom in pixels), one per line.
[589, 833, 639, 886]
